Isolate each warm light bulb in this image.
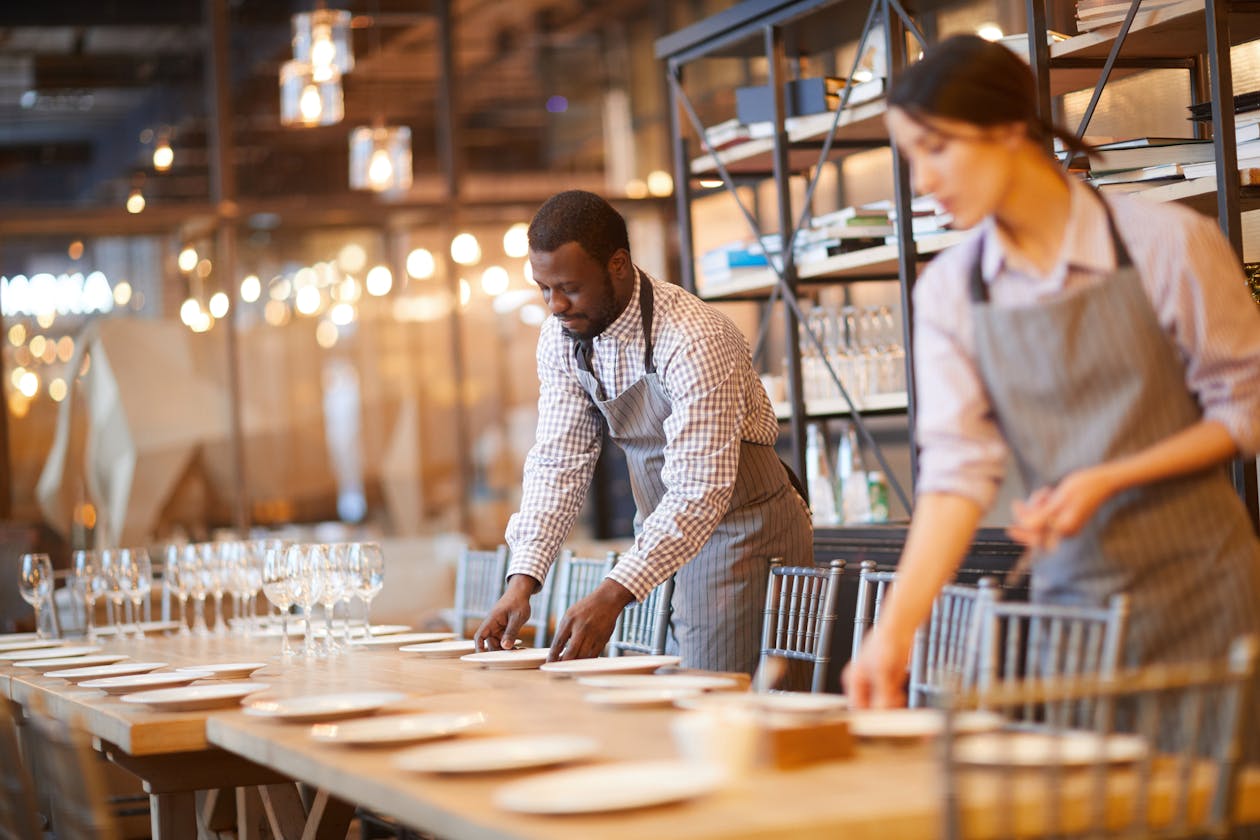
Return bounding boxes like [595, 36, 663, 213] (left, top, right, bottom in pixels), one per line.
[113, 281, 133, 306]
[330, 302, 356, 326]
[153, 141, 173, 171]
[338, 243, 367, 273]
[311, 28, 336, 71]
[503, 223, 529, 258]
[178, 247, 198, 273]
[458, 278, 471, 306]
[179, 297, 200, 326]
[976, 22, 1004, 41]
[367, 148, 394, 187]
[299, 83, 323, 122]
[7, 324, 25, 347]
[365, 265, 393, 296]
[625, 178, 648, 199]
[450, 233, 481, 266]
[240, 275, 261, 303]
[208, 291, 230, 319]
[48, 377, 67, 403]
[646, 170, 673, 197]
[295, 285, 322, 315]
[17, 371, 38, 398]
[126, 190, 146, 214]
[315, 320, 339, 348]
[406, 248, 436, 280]
[481, 265, 510, 296]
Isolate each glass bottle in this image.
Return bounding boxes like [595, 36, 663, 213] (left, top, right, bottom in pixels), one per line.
[804, 423, 839, 526]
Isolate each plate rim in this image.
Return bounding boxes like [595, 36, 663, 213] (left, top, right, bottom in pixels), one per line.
[393, 733, 598, 773]
[494, 759, 725, 814]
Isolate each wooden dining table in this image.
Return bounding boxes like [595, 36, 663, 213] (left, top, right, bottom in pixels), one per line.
[5, 630, 1260, 840]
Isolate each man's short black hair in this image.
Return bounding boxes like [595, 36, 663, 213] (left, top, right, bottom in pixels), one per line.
[527, 190, 631, 267]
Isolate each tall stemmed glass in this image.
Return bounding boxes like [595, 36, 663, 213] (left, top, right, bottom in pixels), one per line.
[19, 553, 54, 639]
[72, 550, 99, 641]
[287, 544, 324, 659]
[99, 549, 127, 637]
[262, 543, 296, 658]
[207, 543, 227, 634]
[181, 545, 210, 636]
[163, 545, 190, 635]
[318, 547, 347, 655]
[243, 544, 264, 635]
[120, 548, 153, 640]
[349, 543, 384, 638]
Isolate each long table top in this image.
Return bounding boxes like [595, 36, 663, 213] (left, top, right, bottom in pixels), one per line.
[6, 632, 1260, 839]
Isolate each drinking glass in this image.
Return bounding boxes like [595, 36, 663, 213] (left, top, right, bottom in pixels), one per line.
[207, 543, 227, 634]
[181, 545, 210, 636]
[121, 548, 153, 640]
[261, 542, 296, 657]
[287, 544, 325, 659]
[19, 553, 54, 639]
[99, 549, 127, 637]
[163, 544, 190, 635]
[349, 543, 384, 636]
[72, 550, 99, 642]
[318, 546, 347, 655]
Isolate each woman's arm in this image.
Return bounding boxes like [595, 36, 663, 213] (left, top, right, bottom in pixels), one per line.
[843, 492, 984, 707]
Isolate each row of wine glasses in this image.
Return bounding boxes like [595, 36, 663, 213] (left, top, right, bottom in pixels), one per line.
[163, 541, 266, 637]
[262, 542, 384, 659]
[68, 548, 153, 642]
[799, 304, 906, 405]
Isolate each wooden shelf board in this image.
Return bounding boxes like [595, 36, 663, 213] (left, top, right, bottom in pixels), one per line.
[1054, 1, 1260, 61]
[773, 391, 908, 420]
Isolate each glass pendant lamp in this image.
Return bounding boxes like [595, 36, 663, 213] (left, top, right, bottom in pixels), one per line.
[280, 60, 344, 127]
[349, 125, 412, 193]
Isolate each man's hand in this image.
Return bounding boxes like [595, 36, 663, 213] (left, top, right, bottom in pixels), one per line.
[473, 575, 537, 652]
[549, 579, 635, 661]
[842, 624, 915, 709]
[1008, 465, 1121, 551]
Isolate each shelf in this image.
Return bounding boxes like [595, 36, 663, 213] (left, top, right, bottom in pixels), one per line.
[697, 230, 968, 299]
[773, 390, 908, 420]
[690, 103, 890, 176]
[1123, 176, 1260, 215]
[1053, 0, 1260, 61]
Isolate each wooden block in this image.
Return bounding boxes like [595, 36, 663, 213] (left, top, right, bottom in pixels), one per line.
[760, 719, 854, 769]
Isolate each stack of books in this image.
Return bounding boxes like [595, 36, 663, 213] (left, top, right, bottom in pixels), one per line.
[1075, 0, 1179, 32]
[699, 242, 773, 288]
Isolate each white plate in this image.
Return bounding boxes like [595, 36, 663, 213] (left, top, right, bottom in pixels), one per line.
[0, 632, 40, 642]
[17, 654, 131, 672]
[459, 649, 551, 670]
[121, 682, 269, 712]
[539, 655, 681, 677]
[577, 674, 740, 692]
[399, 640, 478, 658]
[0, 638, 64, 653]
[93, 621, 182, 636]
[0, 645, 103, 662]
[365, 624, 413, 636]
[310, 712, 487, 746]
[585, 688, 702, 709]
[174, 662, 267, 679]
[953, 731, 1149, 766]
[674, 691, 849, 716]
[495, 760, 725, 814]
[242, 691, 408, 723]
[80, 671, 214, 695]
[45, 661, 167, 682]
[848, 708, 1006, 740]
[395, 734, 599, 774]
[348, 632, 455, 647]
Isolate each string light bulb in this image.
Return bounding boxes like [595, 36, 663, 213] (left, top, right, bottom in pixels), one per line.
[153, 137, 173, 171]
[126, 187, 146, 214]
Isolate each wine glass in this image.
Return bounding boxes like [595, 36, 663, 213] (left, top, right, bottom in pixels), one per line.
[349, 543, 384, 637]
[163, 544, 190, 635]
[286, 544, 324, 659]
[261, 542, 295, 658]
[207, 543, 227, 634]
[19, 554, 54, 639]
[180, 545, 210, 636]
[99, 549, 127, 637]
[72, 550, 99, 642]
[121, 548, 153, 640]
[317, 546, 347, 655]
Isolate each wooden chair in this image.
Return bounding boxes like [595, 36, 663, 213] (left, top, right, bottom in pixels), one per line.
[522, 556, 558, 647]
[851, 559, 897, 661]
[909, 577, 1001, 708]
[450, 545, 509, 640]
[609, 573, 675, 657]
[549, 549, 617, 627]
[939, 635, 1258, 839]
[0, 699, 41, 840]
[760, 558, 845, 693]
[24, 702, 120, 840]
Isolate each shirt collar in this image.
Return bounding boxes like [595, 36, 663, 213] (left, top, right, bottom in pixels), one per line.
[979, 176, 1115, 288]
[594, 265, 641, 345]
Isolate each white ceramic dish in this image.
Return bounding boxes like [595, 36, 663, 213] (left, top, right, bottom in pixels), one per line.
[310, 712, 486, 746]
[495, 760, 725, 814]
[120, 682, 269, 712]
[0, 632, 40, 642]
[576, 674, 740, 692]
[174, 662, 267, 679]
[953, 731, 1149, 766]
[398, 640, 478, 658]
[17, 654, 130, 672]
[0, 638, 63, 653]
[848, 708, 1005, 740]
[584, 688, 702, 709]
[45, 661, 167, 682]
[80, 671, 214, 695]
[0, 645, 103, 662]
[348, 632, 455, 648]
[242, 691, 408, 723]
[539, 655, 681, 678]
[395, 734, 599, 774]
[459, 649, 551, 670]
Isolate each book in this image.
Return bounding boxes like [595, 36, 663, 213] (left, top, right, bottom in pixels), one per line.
[1088, 138, 1215, 172]
[1182, 156, 1260, 180]
[1088, 163, 1184, 184]
[702, 118, 751, 150]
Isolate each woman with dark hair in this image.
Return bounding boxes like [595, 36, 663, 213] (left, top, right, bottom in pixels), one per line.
[843, 35, 1260, 736]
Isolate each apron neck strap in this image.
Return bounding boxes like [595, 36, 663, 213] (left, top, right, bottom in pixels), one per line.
[637, 267, 656, 374]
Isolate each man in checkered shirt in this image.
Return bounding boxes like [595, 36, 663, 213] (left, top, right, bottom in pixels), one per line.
[474, 190, 812, 674]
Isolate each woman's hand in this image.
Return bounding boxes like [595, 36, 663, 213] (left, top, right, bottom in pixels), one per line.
[843, 625, 916, 709]
[1008, 465, 1120, 550]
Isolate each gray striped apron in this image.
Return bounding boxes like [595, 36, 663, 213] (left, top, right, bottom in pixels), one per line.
[572, 270, 814, 674]
[969, 197, 1260, 758]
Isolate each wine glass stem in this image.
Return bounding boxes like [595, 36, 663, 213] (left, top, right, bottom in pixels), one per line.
[32, 602, 44, 639]
[280, 609, 293, 658]
[84, 597, 96, 643]
[303, 608, 314, 657]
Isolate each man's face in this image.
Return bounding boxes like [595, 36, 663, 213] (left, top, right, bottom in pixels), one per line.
[529, 241, 621, 341]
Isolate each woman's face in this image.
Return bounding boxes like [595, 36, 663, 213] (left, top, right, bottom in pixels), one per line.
[885, 108, 1022, 230]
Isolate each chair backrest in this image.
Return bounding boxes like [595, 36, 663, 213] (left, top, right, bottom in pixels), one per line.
[939, 634, 1258, 840]
[0, 700, 41, 840]
[851, 559, 898, 661]
[760, 558, 845, 693]
[609, 574, 675, 657]
[522, 554, 559, 647]
[977, 594, 1129, 690]
[24, 704, 119, 840]
[550, 549, 617, 626]
[909, 577, 1001, 708]
[451, 545, 509, 639]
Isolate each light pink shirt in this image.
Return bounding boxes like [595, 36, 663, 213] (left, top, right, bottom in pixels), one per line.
[913, 175, 1260, 509]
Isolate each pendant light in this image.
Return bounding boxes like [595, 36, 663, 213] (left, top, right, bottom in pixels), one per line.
[280, 60, 344, 127]
[292, 9, 354, 80]
[349, 124, 412, 193]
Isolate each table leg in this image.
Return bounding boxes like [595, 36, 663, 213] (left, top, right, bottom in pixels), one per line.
[301, 789, 354, 840]
[258, 783, 307, 839]
[150, 791, 196, 840]
[235, 786, 268, 840]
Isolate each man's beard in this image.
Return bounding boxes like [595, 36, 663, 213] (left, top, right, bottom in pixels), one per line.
[559, 269, 619, 340]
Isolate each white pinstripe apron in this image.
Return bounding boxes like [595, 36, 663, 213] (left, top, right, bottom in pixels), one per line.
[968, 196, 1260, 756]
[572, 270, 814, 674]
